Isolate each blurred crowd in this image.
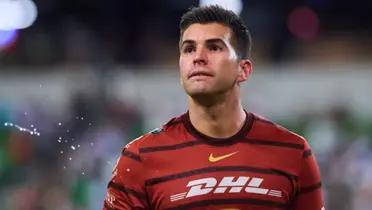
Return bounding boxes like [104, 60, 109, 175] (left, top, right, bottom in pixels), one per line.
[281, 106, 372, 210]
[0, 93, 144, 210]
[1, 0, 372, 67]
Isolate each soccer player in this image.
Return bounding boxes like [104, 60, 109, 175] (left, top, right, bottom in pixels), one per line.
[103, 5, 325, 210]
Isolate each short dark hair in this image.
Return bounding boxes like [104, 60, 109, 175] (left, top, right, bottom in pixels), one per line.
[179, 5, 252, 59]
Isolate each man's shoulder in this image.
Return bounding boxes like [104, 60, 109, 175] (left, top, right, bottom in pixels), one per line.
[251, 113, 307, 146]
[124, 113, 187, 151]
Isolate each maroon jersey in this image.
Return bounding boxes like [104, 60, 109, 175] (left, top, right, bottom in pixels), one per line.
[103, 111, 324, 210]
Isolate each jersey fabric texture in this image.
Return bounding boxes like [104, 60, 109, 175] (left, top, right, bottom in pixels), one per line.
[103, 111, 324, 210]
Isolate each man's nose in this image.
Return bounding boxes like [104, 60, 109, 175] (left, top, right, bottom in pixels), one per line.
[193, 47, 208, 65]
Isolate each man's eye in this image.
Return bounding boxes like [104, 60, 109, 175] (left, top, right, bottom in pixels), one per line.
[209, 45, 222, 51]
[183, 46, 194, 53]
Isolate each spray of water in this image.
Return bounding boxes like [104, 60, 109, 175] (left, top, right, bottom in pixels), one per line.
[4, 122, 40, 136]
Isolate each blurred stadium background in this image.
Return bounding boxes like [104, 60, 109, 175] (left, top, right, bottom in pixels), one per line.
[1, 0, 372, 209]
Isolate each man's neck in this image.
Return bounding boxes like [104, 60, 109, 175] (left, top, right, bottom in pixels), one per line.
[188, 94, 246, 139]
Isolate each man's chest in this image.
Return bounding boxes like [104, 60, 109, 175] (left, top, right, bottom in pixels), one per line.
[142, 143, 300, 209]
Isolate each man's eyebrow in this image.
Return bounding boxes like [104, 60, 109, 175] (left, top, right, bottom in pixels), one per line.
[205, 38, 227, 47]
[180, 38, 227, 48]
[180, 40, 195, 48]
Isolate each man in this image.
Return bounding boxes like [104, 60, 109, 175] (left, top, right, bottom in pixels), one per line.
[103, 5, 324, 210]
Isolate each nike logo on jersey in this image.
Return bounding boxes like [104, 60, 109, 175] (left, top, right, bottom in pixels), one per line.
[208, 151, 239, 162]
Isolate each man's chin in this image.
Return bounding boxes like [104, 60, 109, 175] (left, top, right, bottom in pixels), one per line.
[185, 88, 212, 97]
[187, 89, 220, 100]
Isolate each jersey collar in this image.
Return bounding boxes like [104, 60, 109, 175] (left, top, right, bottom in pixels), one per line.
[182, 110, 254, 146]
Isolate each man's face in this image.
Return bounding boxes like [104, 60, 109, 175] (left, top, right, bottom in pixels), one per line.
[179, 23, 244, 98]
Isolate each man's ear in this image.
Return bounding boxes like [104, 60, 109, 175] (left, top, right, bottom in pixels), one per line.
[237, 59, 253, 83]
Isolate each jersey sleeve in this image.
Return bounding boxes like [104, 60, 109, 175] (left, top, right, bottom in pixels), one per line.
[103, 139, 149, 210]
[292, 140, 325, 210]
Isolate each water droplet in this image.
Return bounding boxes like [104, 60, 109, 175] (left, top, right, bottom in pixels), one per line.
[60, 150, 64, 154]
[33, 128, 37, 131]
[57, 139, 62, 143]
[66, 130, 69, 133]
[90, 142, 94, 146]
[39, 84, 42, 88]
[88, 123, 92, 126]
[30, 124, 34, 128]
[126, 168, 130, 172]
[4, 123, 40, 136]
[58, 122, 62, 126]
[69, 157, 72, 161]
[71, 145, 76, 150]
[71, 138, 74, 141]
[77, 144, 80, 148]
[63, 166, 66, 169]
[65, 140, 68, 143]
[81, 117, 84, 120]
[81, 171, 85, 175]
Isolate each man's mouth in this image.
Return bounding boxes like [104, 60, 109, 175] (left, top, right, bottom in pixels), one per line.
[188, 71, 213, 79]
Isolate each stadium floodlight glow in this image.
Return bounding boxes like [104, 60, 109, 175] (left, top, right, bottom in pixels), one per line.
[0, 0, 38, 30]
[199, 0, 243, 15]
[0, 29, 18, 50]
[287, 6, 319, 41]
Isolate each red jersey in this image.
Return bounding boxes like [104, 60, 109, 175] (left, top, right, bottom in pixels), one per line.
[103, 111, 324, 210]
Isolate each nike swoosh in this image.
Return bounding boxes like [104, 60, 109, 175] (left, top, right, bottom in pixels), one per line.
[209, 151, 239, 162]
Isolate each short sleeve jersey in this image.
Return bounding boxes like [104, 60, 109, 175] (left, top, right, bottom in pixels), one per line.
[103, 111, 324, 210]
